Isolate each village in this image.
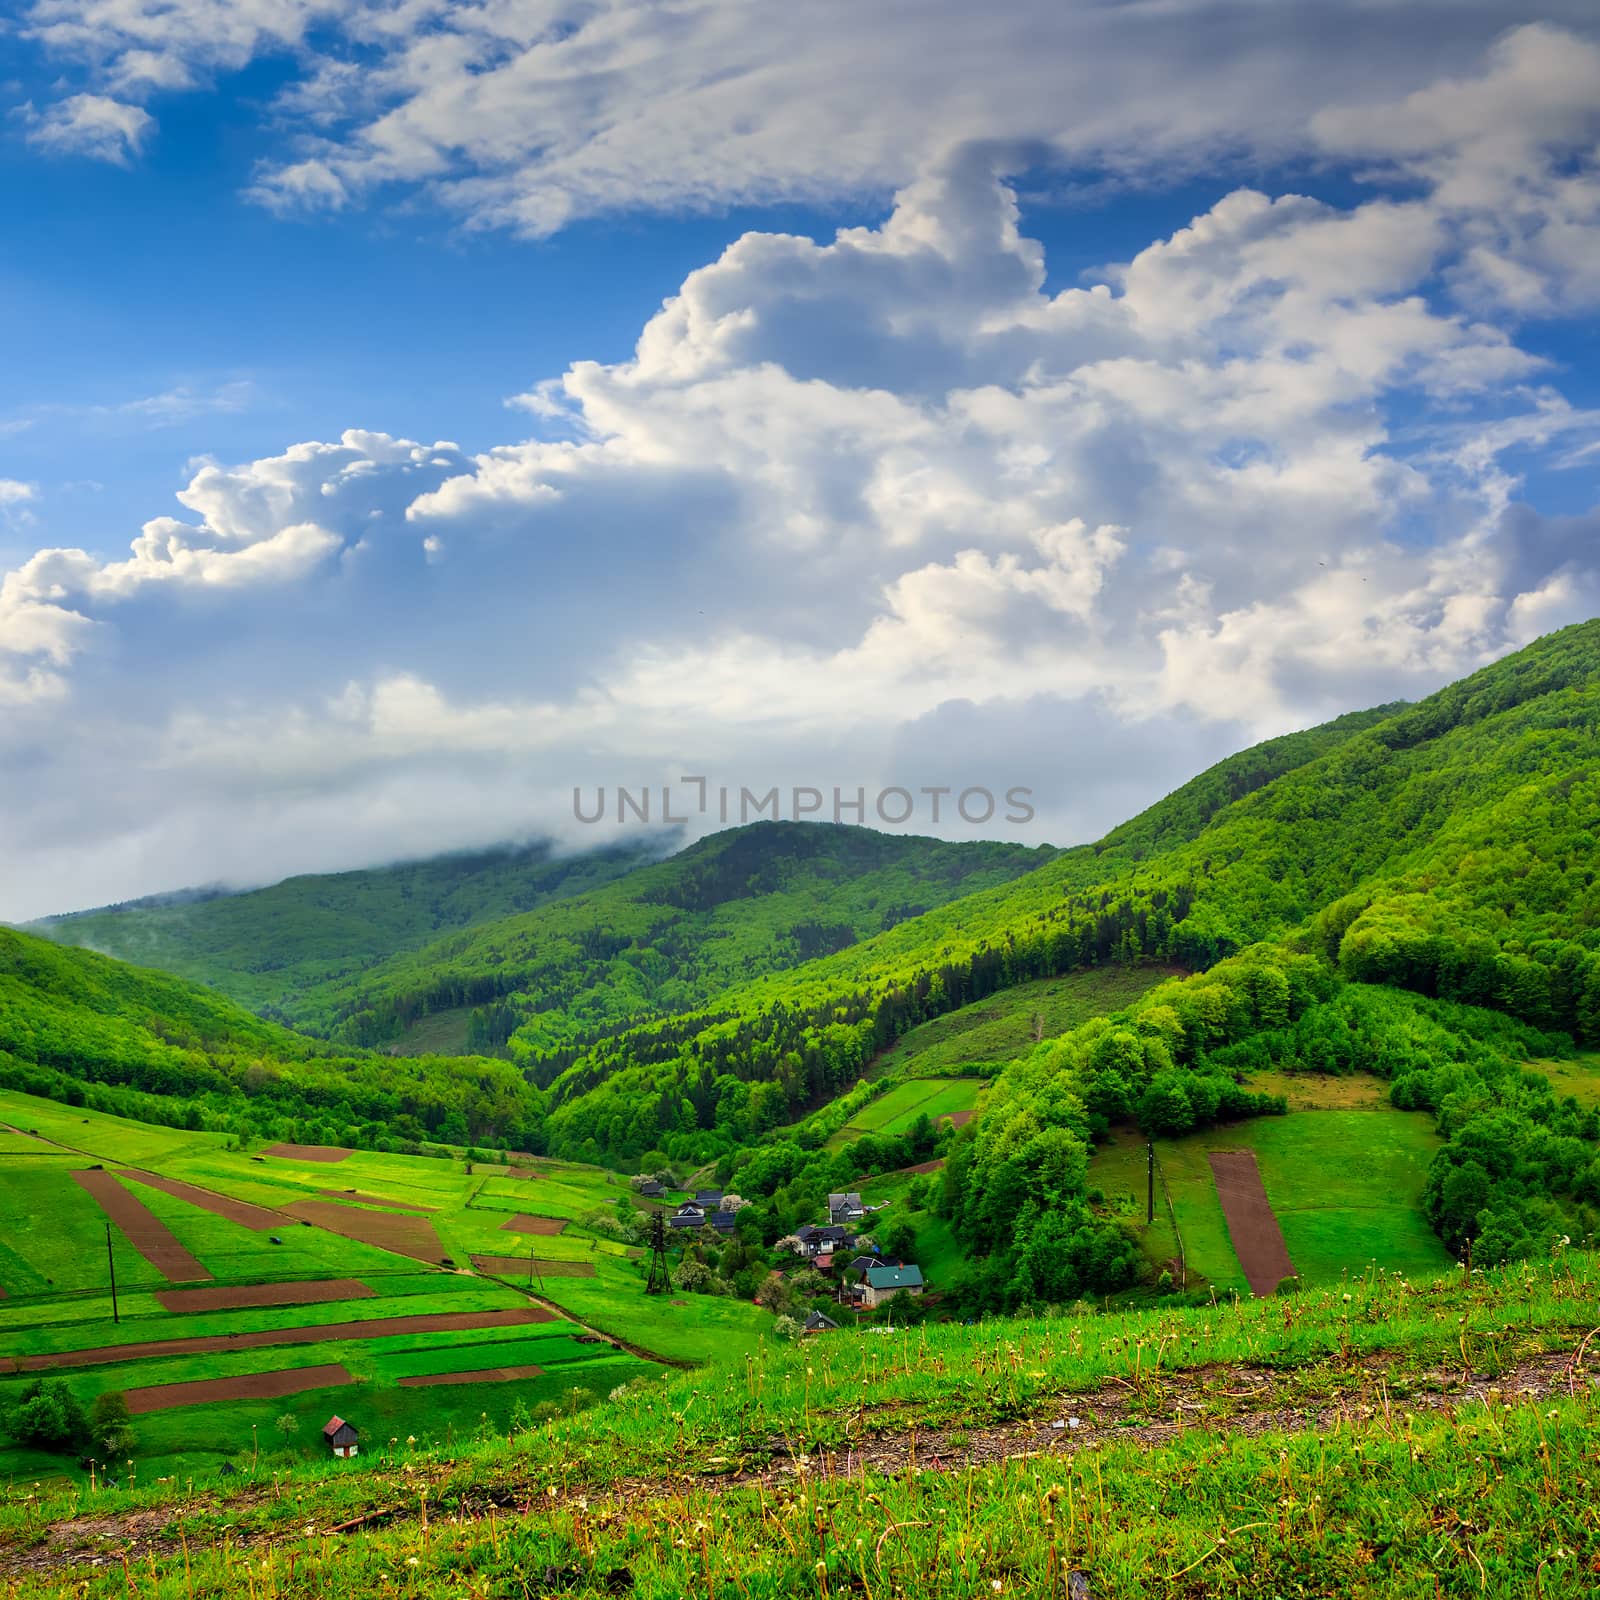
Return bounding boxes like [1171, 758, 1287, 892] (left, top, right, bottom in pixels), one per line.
[640, 1179, 927, 1331]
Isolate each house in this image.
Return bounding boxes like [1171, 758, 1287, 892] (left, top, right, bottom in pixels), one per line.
[790, 1223, 855, 1259]
[322, 1416, 360, 1458]
[694, 1189, 724, 1209]
[861, 1264, 924, 1308]
[827, 1192, 866, 1224]
[634, 1177, 666, 1199]
[668, 1203, 706, 1231]
[707, 1209, 739, 1235]
[846, 1254, 884, 1277]
[803, 1310, 840, 1335]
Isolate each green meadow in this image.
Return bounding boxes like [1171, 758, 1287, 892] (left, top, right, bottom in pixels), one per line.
[1087, 1088, 1454, 1295]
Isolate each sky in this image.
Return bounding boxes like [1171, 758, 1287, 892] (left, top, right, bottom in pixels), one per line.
[4, 2, 1600, 920]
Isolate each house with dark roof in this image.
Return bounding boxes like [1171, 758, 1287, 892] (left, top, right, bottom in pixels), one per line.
[668, 1203, 706, 1230]
[803, 1310, 840, 1334]
[694, 1190, 724, 1209]
[861, 1264, 924, 1308]
[789, 1223, 855, 1259]
[707, 1209, 739, 1234]
[634, 1177, 666, 1199]
[322, 1416, 359, 1457]
[827, 1191, 866, 1224]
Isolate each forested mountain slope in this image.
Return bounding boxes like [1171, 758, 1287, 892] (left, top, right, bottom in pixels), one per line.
[542, 620, 1600, 1166]
[31, 837, 662, 1022]
[0, 928, 542, 1150]
[294, 826, 1053, 1053]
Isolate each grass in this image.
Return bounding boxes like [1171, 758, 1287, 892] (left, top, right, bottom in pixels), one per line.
[874, 964, 1182, 1077]
[3, 1250, 1597, 1598]
[1528, 1052, 1600, 1109]
[1089, 1093, 1453, 1295]
[828, 1078, 982, 1148]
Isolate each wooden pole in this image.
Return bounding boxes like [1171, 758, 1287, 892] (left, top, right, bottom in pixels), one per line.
[1146, 1142, 1155, 1226]
[106, 1221, 120, 1324]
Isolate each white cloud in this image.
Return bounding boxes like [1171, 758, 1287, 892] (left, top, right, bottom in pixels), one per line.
[0, 481, 36, 506]
[4, 32, 1600, 916]
[21, 93, 155, 165]
[17, 2, 1600, 232]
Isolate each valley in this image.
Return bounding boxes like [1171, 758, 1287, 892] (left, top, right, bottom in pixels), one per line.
[3, 620, 1600, 1591]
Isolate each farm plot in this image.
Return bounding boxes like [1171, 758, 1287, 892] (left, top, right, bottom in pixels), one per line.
[471, 1255, 597, 1278]
[155, 1279, 375, 1314]
[829, 1078, 981, 1147]
[1090, 1102, 1452, 1294]
[125, 1362, 356, 1414]
[1207, 1150, 1294, 1297]
[70, 1170, 211, 1282]
[280, 1199, 444, 1262]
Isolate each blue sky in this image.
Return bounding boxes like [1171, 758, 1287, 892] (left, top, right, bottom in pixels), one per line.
[3, 3, 1600, 918]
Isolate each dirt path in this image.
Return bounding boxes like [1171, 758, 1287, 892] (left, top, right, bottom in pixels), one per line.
[17, 1306, 554, 1372]
[154, 1279, 375, 1314]
[117, 1170, 285, 1231]
[1208, 1149, 1294, 1296]
[70, 1170, 211, 1283]
[126, 1363, 356, 1414]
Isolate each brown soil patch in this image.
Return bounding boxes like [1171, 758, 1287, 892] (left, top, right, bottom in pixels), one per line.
[117, 1171, 283, 1231]
[942, 1109, 976, 1128]
[506, 1168, 548, 1180]
[71, 1170, 211, 1283]
[499, 1215, 567, 1236]
[471, 1255, 596, 1278]
[1208, 1149, 1295, 1297]
[397, 1364, 546, 1388]
[125, 1363, 355, 1414]
[282, 1199, 443, 1261]
[263, 1144, 351, 1163]
[155, 1279, 375, 1314]
[20, 1307, 554, 1372]
[318, 1189, 436, 1214]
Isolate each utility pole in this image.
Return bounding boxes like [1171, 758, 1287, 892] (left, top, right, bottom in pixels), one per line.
[1146, 1141, 1156, 1226]
[106, 1222, 120, 1324]
[644, 1212, 671, 1295]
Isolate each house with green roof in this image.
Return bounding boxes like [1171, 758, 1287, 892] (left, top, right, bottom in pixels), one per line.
[862, 1263, 924, 1308]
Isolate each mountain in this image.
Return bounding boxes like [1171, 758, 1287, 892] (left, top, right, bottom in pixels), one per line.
[295, 825, 1056, 1054]
[30, 837, 666, 1021]
[0, 926, 542, 1150]
[6, 619, 1598, 1278]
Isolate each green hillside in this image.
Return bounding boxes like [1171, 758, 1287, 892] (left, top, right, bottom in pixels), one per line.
[31, 838, 662, 1021]
[294, 824, 1055, 1054]
[0, 927, 543, 1151]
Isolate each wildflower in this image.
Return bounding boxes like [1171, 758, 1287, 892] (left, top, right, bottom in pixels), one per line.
[406, 1557, 419, 1568]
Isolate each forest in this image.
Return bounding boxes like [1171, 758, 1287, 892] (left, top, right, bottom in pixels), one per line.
[8, 617, 1600, 1310]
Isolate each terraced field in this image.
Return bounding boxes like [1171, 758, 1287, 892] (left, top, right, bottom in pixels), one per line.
[0, 1091, 772, 1483]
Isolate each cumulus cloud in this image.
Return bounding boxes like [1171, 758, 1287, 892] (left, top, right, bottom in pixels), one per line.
[3, 31, 1600, 916]
[20, 92, 154, 164]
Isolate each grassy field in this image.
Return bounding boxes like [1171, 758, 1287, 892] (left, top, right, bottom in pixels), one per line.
[1528, 1052, 1600, 1108]
[4, 1251, 1596, 1598]
[827, 1077, 982, 1148]
[0, 1091, 778, 1485]
[873, 964, 1182, 1077]
[1087, 1091, 1453, 1296]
